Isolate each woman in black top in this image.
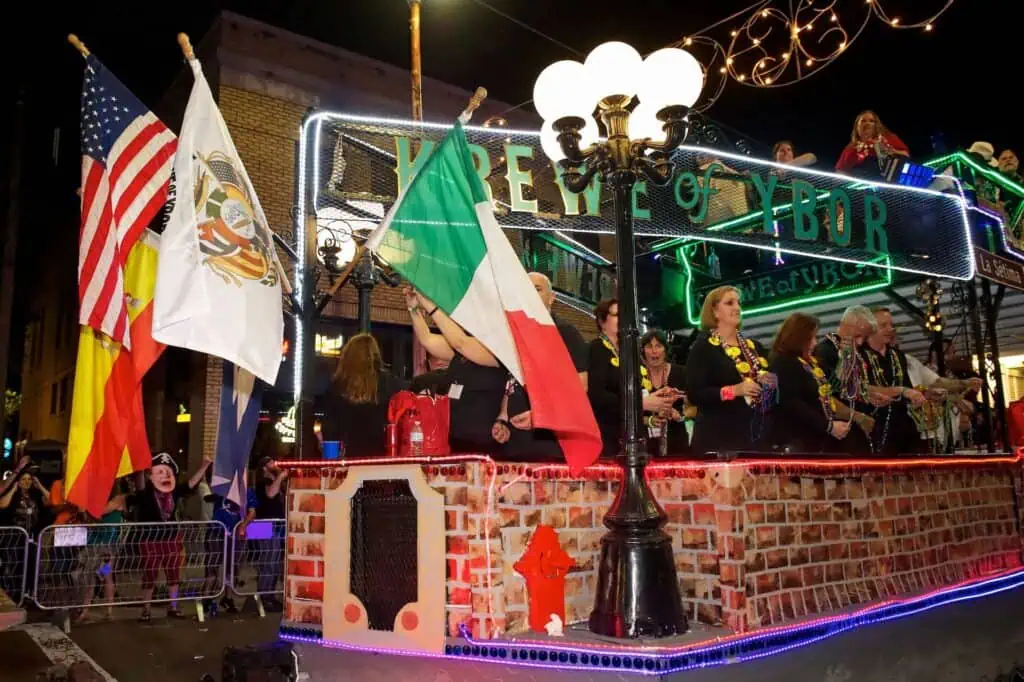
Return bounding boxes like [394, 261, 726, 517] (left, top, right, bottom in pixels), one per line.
[320, 333, 407, 458]
[587, 299, 677, 457]
[768, 313, 856, 453]
[641, 330, 690, 456]
[405, 287, 507, 453]
[687, 286, 772, 456]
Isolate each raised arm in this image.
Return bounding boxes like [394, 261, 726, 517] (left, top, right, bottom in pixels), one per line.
[417, 292, 499, 368]
[405, 287, 455, 362]
[187, 453, 215, 490]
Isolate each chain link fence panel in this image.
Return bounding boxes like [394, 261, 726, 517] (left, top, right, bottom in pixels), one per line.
[0, 526, 29, 607]
[32, 521, 228, 610]
[230, 519, 285, 597]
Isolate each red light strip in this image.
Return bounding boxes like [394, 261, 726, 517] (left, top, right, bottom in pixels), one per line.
[277, 451, 1023, 474]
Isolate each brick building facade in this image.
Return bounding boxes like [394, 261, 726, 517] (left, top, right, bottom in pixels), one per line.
[167, 12, 608, 470]
[15, 11, 609, 464]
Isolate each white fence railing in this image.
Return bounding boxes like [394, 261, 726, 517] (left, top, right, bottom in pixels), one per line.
[230, 519, 286, 598]
[0, 526, 29, 607]
[1, 519, 287, 620]
[33, 521, 229, 611]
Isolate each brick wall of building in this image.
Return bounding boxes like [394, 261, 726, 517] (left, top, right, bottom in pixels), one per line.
[280, 459, 1024, 640]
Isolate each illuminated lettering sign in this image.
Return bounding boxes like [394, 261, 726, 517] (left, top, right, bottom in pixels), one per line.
[522, 232, 614, 305]
[275, 405, 297, 444]
[667, 247, 892, 325]
[298, 112, 975, 291]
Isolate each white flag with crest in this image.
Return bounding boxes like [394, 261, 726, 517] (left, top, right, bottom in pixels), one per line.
[152, 57, 284, 385]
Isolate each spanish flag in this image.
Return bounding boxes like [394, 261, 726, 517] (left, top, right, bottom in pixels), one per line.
[66, 229, 164, 518]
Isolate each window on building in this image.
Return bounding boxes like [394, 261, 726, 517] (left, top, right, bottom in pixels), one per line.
[59, 375, 70, 414]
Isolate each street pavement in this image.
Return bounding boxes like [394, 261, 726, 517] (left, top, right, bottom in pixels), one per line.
[2, 604, 280, 682]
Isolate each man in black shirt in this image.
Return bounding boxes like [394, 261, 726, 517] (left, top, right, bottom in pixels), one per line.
[253, 456, 287, 611]
[528, 273, 589, 384]
[859, 308, 926, 455]
[491, 273, 590, 459]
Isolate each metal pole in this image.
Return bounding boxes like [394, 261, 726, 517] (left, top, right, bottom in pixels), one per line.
[296, 215, 319, 460]
[409, 0, 423, 123]
[589, 171, 686, 639]
[408, 0, 427, 378]
[0, 92, 25, 436]
[980, 278, 1009, 450]
[934, 330, 946, 377]
[966, 280, 993, 451]
[354, 250, 375, 334]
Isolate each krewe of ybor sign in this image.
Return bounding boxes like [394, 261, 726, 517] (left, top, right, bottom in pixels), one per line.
[303, 112, 974, 280]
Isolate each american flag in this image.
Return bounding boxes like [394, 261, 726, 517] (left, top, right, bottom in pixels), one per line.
[78, 56, 176, 348]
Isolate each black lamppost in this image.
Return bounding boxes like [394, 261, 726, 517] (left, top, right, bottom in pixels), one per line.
[533, 42, 704, 638]
[283, 219, 399, 459]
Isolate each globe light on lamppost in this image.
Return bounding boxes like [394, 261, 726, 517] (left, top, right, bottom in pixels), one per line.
[534, 42, 704, 639]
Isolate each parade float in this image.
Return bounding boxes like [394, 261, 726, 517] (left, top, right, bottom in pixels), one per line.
[271, 32, 1024, 679]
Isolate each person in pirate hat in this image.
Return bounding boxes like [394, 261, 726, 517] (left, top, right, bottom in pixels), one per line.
[127, 450, 214, 622]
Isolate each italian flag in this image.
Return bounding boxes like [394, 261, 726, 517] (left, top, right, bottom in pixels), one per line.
[367, 123, 601, 473]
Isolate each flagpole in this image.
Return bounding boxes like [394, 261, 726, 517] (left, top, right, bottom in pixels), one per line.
[68, 34, 90, 58]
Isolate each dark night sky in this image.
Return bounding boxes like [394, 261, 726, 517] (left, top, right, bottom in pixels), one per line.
[1, 0, 1019, 388]
[9, 0, 1022, 160]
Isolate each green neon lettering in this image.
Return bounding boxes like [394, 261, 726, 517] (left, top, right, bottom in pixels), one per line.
[504, 144, 538, 213]
[695, 164, 723, 223]
[468, 144, 493, 207]
[749, 174, 779, 234]
[674, 172, 700, 210]
[864, 194, 889, 253]
[821, 261, 839, 288]
[394, 137, 435, 194]
[553, 164, 601, 216]
[828, 189, 852, 246]
[791, 180, 819, 241]
[757, 276, 775, 301]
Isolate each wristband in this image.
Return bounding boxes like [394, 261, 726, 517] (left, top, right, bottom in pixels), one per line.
[720, 385, 735, 402]
[427, 306, 439, 316]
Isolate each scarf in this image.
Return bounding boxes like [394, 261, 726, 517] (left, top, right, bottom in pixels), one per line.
[154, 489, 175, 522]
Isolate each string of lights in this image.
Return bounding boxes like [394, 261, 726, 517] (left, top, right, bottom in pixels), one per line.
[675, 0, 957, 109]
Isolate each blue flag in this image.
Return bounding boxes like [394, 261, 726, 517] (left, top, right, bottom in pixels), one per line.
[211, 361, 263, 506]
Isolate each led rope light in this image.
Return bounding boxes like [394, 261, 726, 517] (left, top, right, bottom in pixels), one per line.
[280, 568, 1024, 676]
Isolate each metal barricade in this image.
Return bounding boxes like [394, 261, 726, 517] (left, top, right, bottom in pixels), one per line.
[0, 526, 29, 607]
[32, 521, 229, 611]
[230, 519, 285, 599]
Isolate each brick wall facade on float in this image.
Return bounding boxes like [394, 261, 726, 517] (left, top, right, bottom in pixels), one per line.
[281, 460, 1024, 639]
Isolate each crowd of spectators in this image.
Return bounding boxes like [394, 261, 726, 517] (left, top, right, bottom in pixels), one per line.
[0, 451, 289, 623]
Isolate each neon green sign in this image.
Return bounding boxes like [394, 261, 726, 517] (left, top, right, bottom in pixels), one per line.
[669, 247, 893, 326]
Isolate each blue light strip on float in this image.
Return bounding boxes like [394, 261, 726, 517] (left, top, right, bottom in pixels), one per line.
[280, 567, 1024, 676]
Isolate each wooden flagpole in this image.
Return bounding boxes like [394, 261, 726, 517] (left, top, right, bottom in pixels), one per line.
[67, 34, 90, 58]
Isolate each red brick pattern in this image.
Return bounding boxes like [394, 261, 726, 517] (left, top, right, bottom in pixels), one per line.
[740, 469, 1022, 630]
[282, 461, 1023, 639]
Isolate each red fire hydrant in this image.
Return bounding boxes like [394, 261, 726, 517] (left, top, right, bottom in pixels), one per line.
[513, 525, 574, 634]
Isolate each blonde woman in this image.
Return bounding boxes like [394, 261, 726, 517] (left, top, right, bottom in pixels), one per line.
[685, 286, 772, 456]
[836, 110, 908, 174]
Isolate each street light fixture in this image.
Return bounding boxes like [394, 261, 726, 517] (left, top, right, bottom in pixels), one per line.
[534, 41, 704, 639]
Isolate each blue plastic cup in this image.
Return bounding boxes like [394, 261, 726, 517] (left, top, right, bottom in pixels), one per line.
[322, 440, 342, 460]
